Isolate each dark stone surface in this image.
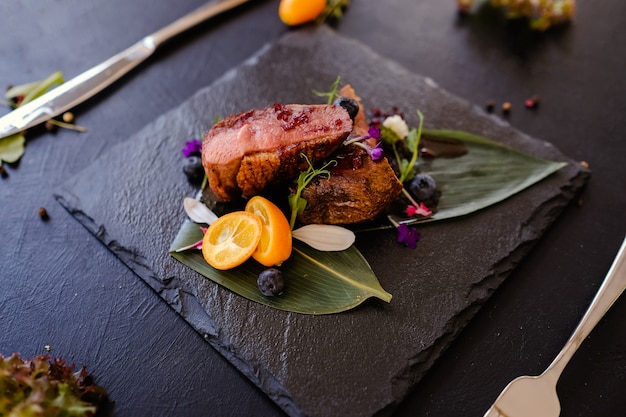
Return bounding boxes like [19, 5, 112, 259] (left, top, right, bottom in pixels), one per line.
[4, 1, 625, 416]
[55, 27, 588, 417]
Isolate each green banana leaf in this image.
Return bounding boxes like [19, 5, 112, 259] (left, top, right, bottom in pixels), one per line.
[169, 220, 391, 315]
[390, 129, 567, 225]
[169, 128, 566, 315]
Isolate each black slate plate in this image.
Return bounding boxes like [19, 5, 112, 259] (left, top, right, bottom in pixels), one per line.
[55, 27, 589, 417]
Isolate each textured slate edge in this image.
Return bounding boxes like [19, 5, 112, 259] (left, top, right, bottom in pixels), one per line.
[54, 26, 590, 417]
[54, 194, 299, 415]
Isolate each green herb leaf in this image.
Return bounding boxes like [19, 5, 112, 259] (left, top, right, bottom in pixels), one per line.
[0, 133, 25, 166]
[288, 154, 336, 229]
[398, 110, 424, 183]
[316, 0, 351, 24]
[388, 128, 568, 225]
[312, 75, 342, 105]
[5, 71, 64, 108]
[169, 221, 391, 315]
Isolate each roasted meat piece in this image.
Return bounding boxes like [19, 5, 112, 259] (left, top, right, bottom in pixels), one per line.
[202, 103, 353, 201]
[294, 84, 403, 225]
[298, 144, 403, 225]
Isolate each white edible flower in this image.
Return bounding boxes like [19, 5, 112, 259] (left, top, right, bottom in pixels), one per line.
[292, 224, 355, 251]
[382, 115, 409, 139]
[183, 197, 218, 224]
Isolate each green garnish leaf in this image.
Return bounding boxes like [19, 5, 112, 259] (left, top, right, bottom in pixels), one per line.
[398, 110, 424, 183]
[288, 154, 337, 229]
[0, 133, 25, 166]
[5, 71, 64, 108]
[316, 0, 351, 24]
[312, 75, 342, 105]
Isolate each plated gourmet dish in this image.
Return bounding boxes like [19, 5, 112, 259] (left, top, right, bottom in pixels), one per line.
[169, 78, 566, 314]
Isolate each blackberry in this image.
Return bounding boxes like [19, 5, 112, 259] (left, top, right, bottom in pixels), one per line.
[408, 173, 441, 208]
[183, 156, 204, 183]
[257, 268, 285, 296]
[333, 97, 359, 121]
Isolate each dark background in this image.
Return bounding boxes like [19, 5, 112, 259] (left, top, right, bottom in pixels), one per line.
[1, 1, 624, 416]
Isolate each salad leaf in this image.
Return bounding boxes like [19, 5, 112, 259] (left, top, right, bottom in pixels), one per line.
[0, 353, 109, 416]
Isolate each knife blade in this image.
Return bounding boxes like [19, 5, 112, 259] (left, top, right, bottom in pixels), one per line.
[0, 0, 253, 140]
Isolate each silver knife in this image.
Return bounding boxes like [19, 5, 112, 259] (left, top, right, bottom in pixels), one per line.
[0, 0, 253, 140]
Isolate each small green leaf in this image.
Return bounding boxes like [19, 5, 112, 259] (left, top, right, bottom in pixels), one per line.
[0, 133, 25, 165]
[5, 71, 64, 107]
[169, 221, 391, 315]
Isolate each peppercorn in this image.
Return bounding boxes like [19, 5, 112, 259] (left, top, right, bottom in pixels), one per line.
[62, 112, 74, 123]
[502, 102, 512, 114]
[45, 120, 58, 132]
[0, 166, 7, 179]
[485, 100, 495, 113]
[524, 95, 540, 109]
[37, 207, 50, 221]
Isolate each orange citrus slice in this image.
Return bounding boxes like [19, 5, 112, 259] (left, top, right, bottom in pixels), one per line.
[202, 211, 262, 270]
[278, 0, 326, 26]
[245, 196, 293, 267]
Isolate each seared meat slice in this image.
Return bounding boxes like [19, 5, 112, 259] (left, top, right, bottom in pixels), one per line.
[298, 145, 403, 225]
[202, 103, 353, 201]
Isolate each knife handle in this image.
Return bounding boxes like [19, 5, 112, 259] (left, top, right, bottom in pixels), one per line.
[146, 0, 253, 49]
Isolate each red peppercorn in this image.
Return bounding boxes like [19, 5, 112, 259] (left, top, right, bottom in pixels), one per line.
[524, 95, 540, 109]
[37, 207, 50, 221]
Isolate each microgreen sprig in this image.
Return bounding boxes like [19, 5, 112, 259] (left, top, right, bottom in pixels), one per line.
[288, 154, 337, 230]
[315, 0, 351, 24]
[400, 110, 424, 183]
[312, 75, 342, 105]
[382, 110, 424, 183]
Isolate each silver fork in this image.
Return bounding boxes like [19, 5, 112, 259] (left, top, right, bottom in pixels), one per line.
[483, 236, 626, 417]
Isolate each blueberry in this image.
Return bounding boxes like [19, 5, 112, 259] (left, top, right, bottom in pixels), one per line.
[257, 268, 285, 296]
[408, 173, 441, 207]
[183, 156, 204, 183]
[333, 97, 360, 121]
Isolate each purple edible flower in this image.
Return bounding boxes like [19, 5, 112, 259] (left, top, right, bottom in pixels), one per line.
[397, 224, 421, 249]
[368, 125, 381, 139]
[182, 139, 202, 158]
[368, 142, 384, 161]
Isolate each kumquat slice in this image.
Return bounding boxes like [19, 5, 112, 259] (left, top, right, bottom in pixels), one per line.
[202, 211, 263, 270]
[245, 196, 293, 267]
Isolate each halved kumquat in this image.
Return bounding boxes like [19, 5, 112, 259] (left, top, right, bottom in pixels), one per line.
[245, 196, 293, 267]
[202, 211, 262, 270]
[278, 0, 326, 26]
